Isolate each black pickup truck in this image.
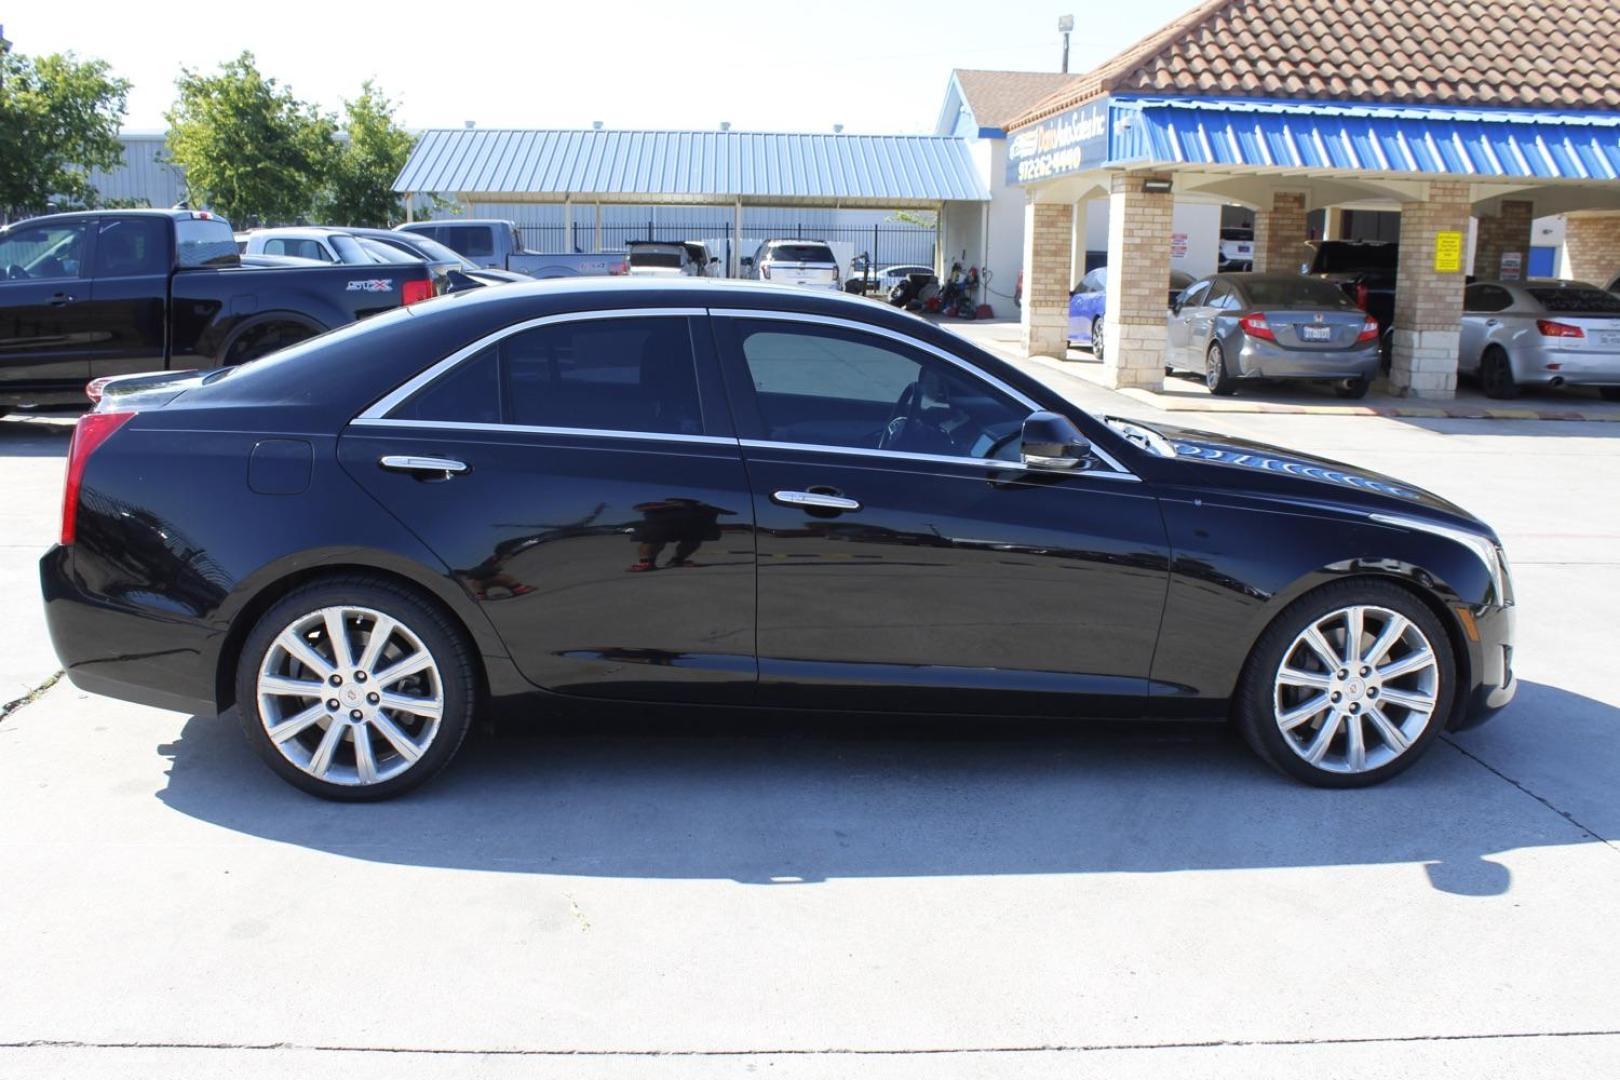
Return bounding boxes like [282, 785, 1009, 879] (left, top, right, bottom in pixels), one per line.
[0, 209, 444, 414]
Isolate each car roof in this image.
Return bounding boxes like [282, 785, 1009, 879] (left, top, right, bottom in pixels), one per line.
[6, 208, 220, 227]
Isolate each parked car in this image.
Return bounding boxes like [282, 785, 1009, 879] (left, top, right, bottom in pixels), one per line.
[625, 240, 697, 277]
[0, 210, 444, 415]
[1303, 240, 1398, 343]
[396, 219, 628, 278]
[241, 227, 381, 265]
[681, 241, 720, 277]
[1167, 273, 1382, 398]
[747, 239, 841, 290]
[1218, 227, 1255, 271]
[42, 278, 1515, 799]
[1067, 266, 1197, 360]
[346, 228, 530, 290]
[1459, 279, 1620, 400]
[850, 263, 935, 297]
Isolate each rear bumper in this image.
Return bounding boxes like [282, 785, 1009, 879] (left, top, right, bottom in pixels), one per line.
[40, 545, 221, 716]
[1509, 346, 1620, 386]
[1450, 601, 1516, 731]
[1235, 340, 1381, 380]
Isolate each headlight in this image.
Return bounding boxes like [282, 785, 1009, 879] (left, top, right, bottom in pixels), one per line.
[1370, 513, 1513, 606]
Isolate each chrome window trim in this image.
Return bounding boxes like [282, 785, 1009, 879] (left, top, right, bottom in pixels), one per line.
[350, 417, 738, 447]
[708, 308, 1138, 480]
[355, 307, 710, 422]
[739, 438, 1139, 481]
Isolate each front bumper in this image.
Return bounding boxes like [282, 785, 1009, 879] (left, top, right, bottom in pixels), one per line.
[1451, 599, 1516, 730]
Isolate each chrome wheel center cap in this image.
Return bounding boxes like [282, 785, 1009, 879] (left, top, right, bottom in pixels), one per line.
[1345, 678, 1365, 698]
[344, 688, 361, 705]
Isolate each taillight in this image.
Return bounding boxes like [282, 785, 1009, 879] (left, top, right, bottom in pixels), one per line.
[1537, 319, 1585, 339]
[1239, 312, 1275, 341]
[60, 411, 136, 545]
[1354, 283, 1370, 310]
[1356, 317, 1380, 343]
[401, 278, 434, 305]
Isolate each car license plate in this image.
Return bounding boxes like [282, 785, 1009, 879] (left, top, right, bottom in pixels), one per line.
[1300, 325, 1332, 341]
[1600, 331, 1620, 347]
[1238, 244, 1252, 255]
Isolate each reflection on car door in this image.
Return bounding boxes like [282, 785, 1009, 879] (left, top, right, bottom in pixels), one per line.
[1166, 279, 1211, 370]
[713, 312, 1170, 717]
[340, 312, 758, 703]
[87, 216, 171, 378]
[0, 219, 93, 389]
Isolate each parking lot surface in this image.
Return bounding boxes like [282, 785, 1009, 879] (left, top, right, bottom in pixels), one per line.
[1, 389, 1617, 1077]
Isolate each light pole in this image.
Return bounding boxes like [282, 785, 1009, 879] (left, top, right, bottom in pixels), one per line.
[1058, 14, 1073, 74]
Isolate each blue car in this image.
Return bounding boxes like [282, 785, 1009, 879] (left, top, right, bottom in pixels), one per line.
[1069, 266, 1197, 361]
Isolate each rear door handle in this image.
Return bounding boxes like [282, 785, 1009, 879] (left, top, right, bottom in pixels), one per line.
[379, 454, 468, 477]
[49, 292, 75, 306]
[772, 489, 860, 512]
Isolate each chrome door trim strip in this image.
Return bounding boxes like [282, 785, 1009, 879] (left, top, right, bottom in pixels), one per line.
[350, 417, 739, 447]
[708, 308, 1137, 480]
[738, 438, 1141, 481]
[355, 307, 710, 421]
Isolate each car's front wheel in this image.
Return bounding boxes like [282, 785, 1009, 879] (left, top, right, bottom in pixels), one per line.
[235, 575, 476, 800]
[1090, 317, 1105, 362]
[1234, 580, 1455, 787]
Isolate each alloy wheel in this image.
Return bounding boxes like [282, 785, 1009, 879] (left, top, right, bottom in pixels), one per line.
[255, 605, 444, 786]
[1271, 604, 1440, 774]
[1091, 318, 1105, 362]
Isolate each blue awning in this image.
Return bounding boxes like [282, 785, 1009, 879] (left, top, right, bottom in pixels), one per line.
[1110, 96, 1620, 180]
[393, 129, 989, 205]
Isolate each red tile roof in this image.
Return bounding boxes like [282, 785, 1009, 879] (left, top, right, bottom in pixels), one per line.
[951, 69, 1082, 130]
[1010, 0, 1620, 130]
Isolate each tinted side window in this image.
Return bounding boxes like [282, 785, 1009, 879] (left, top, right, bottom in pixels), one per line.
[1178, 281, 1211, 308]
[0, 222, 89, 280]
[1465, 284, 1513, 313]
[444, 226, 494, 259]
[93, 217, 170, 277]
[733, 321, 1027, 458]
[390, 317, 702, 436]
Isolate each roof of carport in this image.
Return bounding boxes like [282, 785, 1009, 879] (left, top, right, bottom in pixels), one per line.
[392, 128, 990, 205]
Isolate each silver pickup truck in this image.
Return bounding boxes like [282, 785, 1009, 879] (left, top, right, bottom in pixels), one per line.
[395, 220, 627, 279]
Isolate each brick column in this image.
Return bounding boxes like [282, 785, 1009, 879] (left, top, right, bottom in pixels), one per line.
[1251, 191, 1308, 272]
[1100, 173, 1173, 389]
[1473, 199, 1533, 281]
[1019, 200, 1074, 357]
[1388, 181, 1471, 399]
[1563, 213, 1620, 286]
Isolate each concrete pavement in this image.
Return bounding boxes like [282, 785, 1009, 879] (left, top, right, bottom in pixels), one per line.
[2, 384, 1619, 1076]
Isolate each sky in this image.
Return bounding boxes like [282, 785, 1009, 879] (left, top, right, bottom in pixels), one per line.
[5, 0, 1196, 135]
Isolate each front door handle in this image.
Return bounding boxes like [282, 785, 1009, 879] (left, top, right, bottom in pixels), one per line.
[772, 489, 861, 512]
[49, 292, 75, 306]
[379, 454, 468, 478]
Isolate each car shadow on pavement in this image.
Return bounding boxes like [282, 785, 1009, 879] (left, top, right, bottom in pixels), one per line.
[153, 680, 1612, 897]
[0, 415, 74, 456]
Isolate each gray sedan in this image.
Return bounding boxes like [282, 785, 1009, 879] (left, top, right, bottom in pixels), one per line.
[1167, 273, 1382, 397]
[1460, 280, 1620, 400]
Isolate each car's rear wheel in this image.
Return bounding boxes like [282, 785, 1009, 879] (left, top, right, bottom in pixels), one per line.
[1334, 376, 1371, 399]
[1205, 341, 1238, 396]
[1599, 387, 1620, 402]
[235, 576, 476, 800]
[1480, 346, 1519, 400]
[1090, 317, 1105, 362]
[1234, 580, 1455, 787]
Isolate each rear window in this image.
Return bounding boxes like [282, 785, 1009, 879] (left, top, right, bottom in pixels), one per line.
[630, 252, 685, 268]
[1220, 228, 1253, 241]
[1312, 243, 1397, 273]
[1526, 287, 1620, 314]
[766, 244, 836, 264]
[1241, 278, 1357, 308]
[175, 218, 239, 268]
[440, 226, 495, 259]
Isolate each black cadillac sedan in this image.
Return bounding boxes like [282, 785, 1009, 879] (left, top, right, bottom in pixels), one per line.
[41, 280, 1516, 800]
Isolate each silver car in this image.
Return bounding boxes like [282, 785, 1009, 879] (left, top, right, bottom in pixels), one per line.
[1460, 280, 1620, 400]
[1167, 273, 1382, 397]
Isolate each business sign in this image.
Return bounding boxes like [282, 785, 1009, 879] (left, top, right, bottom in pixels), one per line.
[1499, 250, 1524, 281]
[1433, 230, 1464, 273]
[1007, 97, 1110, 186]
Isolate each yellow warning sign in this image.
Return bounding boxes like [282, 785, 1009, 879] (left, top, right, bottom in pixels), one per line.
[1434, 231, 1464, 273]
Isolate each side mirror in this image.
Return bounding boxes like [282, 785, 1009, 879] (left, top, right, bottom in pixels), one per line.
[1020, 411, 1092, 471]
[709, 256, 720, 264]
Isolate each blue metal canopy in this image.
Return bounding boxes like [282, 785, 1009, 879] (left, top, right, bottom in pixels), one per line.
[1111, 96, 1620, 180]
[393, 128, 989, 205]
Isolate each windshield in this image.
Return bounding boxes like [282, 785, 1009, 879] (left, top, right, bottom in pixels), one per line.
[767, 244, 836, 264]
[359, 238, 418, 264]
[1527, 287, 1620, 314]
[329, 235, 373, 264]
[1242, 278, 1356, 308]
[389, 234, 471, 267]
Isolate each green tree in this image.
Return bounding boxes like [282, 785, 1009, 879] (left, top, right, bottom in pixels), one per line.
[320, 81, 416, 227]
[164, 52, 335, 227]
[0, 49, 130, 218]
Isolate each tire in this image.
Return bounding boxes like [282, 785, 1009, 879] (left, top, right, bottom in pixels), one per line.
[1480, 347, 1519, 400]
[1090, 318, 1105, 362]
[1334, 376, 1371, 399]
[234, 574, 477, 801]
[1599, 387, 1620, 402]
[1205, 341, 1238, 396]
[1233, 579, 1456, 788]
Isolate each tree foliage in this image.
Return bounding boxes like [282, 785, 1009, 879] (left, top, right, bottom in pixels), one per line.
[165, 52, 336, 227]
[0, 49, 131, 217]
[320, 81, 416, 227]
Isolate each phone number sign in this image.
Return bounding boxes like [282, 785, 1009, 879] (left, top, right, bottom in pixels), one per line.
[1007, 98, 1111, 186]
